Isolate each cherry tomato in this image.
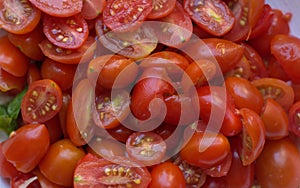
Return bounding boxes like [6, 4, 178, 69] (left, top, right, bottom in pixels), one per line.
[184, 0, 235, 36]
[87, 54, 138, 89]
[106, 124, 134, 143]
[0, 68, 26, 94]
[270, 34, 300, 84]
[33, 169, 64, 188]
[92, 90, 130, 129]
[0, 0, 41, 34]
[202, 176, 226, 188]
[147, 0, 176, 19]
[39, 139, 85, 187]
[2, 124, 50, 173]
[8, 23, 45, 61]
[43, 14, 89, 49]
[28, 0, 83, 17]
[225, 55, 252, 79]
[41, 58, 77, 91]
[10, 172, 41, 188]
[27, 63, 42, 86]
[0, 142, 19, 178]
[261, 98, 289, 140]
[74, 153, 152, 188]
[204, 151, 232, 178]
[39, 37, 96, 65]
[21, 79, 63, 123]
[180, 131, 230, 169]
[126, 132, 167, 166]
[255, 138, 300, 188]
[44, 115, 63, 144]
[81, 0, 106, 20]
[288, 101, 300, 137]
[148, 162, 186, 188]
[0, 36, 30, 77]
[225, 76, 264, 114]
[252, 78, 295, 111]
[103, 0, 152, 32]
[266, 56, 290, 81]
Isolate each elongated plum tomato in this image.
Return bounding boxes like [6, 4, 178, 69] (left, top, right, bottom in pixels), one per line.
[180, 131, 230, 169]
[2, 124, 50, 173]
[21, 79, 63, 123]
[28, 0, 82, 17]
[0, 0, 41, 34]
[74, 153, 152, 188]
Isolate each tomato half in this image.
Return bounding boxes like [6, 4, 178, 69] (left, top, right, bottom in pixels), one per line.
[147, 0, 176, 19]
[0, 68, 26, 94]
[10, 172, 41, 188]
[204, 151, 232, 178]
[0, 0, 41, 34]
[103, 0, 152, 32]
[288, 101, 300, 137]
[0, 142, 19, 178]
[27, 63, 42, 86]
[81, 0, 106, 20]
[21, 79, 63, 123]
[43, 14, 89, 49]
[2, 124, 50, 173]
[74, 153, 152, 188]
[184, 0, 235, 36]
[28, 0, 83, 17]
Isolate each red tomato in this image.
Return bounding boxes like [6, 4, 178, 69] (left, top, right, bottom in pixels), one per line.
[33, 169, 64, 188]
[39, 37, 96, 64]
[255, 138, 300, 188]
[204, 151, 232, 178]
[0, 36, 30, 77]
[0, 68, 26, 94]
[261, 98, 289, 140]
[74, 153, 152, 188]
[147, 0, 176, 19]
[288, 101, 300, 137]
[41, 58, 77, 91]
[44, 115, 63, 144]
[21, 79, 63, 123]
[126, 132, 167, 166]
[92, 90, 130, 129]
[238, 108, 266, 166]
[184, 0, 235, 36]
[28, 0, 83, 17]
[270, 34, 300, 84]
[106, 124, 134, 143]
[252, 78, 295, 111]
[81, 0, 106, 20]
[266, 56, 290, 81]
[103, 0, 152, 32]
[10, 172, 41, 188]
[148, 162, 186, 188]
[155, 2, 193, 48]
[2, 124, 50, 173]
[0, 142, 18, 178]
[0, 0, 41, 34]
[180, 131, 230, 169]
[27, 63, 42, 85]
[225, 56, 252, 79]
[43, 14, 89, 49]
[39, 139, 85, 187]
[8, 23, 45, 61]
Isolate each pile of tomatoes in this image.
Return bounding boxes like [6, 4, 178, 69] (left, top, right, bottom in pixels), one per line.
[1, 0, 300, 187]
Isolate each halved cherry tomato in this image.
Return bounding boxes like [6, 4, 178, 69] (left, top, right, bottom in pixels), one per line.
[43, 14, 89, 49]
[0, 0, 41, 34]
[81, 0, 106, 20]
[148, 162, 186, 188]
[105, 124, 134, 143]
[39, 37, 96, 64]
[270, 34, 300, 84]
[2, 124, 50, 173]
[225, 56, 251, 79]
[41, 58, 77, 91]
[39, 139, 85, 187]
[288, 101, 300, 137]
[44, 115, 63, 144]
[27, 63, 42, 85]
[252, 78, 294, 111]
[21, 79, 63, 123]
[93, 90, 130, 129]
[147, 0, 176, 19]
[0, 142, 19, 178]
[261, 98, 289, 140]
[0, 36, 30, 77]
[126, 132, 166, 166]
[33, 169, 64, 188]
[184, 0, 235, 36]
[10, 172, 41, 188]
[74, 153, 152, 188]
[103, 0, 152, 32]
[266, 56, 290, 81]
[28, 0, 83, 17]
[204, 151, 232, 178]
[180, 131, 230, 169]
[0, 68, 26, 94]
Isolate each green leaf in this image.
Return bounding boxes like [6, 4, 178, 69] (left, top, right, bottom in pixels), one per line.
[7, 87, 27, 119]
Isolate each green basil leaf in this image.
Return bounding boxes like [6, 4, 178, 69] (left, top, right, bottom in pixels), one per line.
[7, 87, 27, 119]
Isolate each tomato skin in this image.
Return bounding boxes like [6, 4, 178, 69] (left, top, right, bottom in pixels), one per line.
[27, 63, 42, 86]
[33, 169, 64, 188]
[270, 34, 300, 84]
[255, 138, 300, 188]
[148, 162, 186, 188]
[39, 139, 85, 187]
[2, 124, 50, 173]
[225, 76, 264, 114]
[180, 131, 230, 169]
[41, 58, 77, 91]
[21, 79, 63, 123]
[29, 0, 83, 17]
[261, 98, 289, 140]
[288, 101, 300, 137]
[184, 0, 235, 36]
[0, 142, 19, 178]
[81, 0, 106, 20]
[44, 115, 63, 144]
[0, 0, 41, 34]
[0, 36, 30, 77]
